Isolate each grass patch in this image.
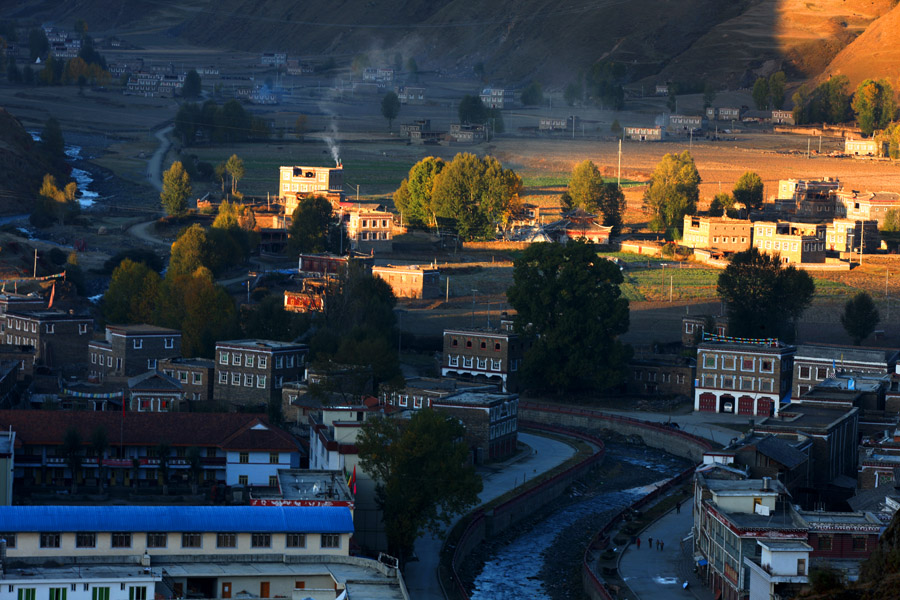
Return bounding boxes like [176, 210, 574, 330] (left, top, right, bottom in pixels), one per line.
[810, 276, 859, 300]
[621, 267, 720, 302]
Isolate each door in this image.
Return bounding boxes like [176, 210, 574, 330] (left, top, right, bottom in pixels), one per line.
[260, 582, 269, 598]
[698, 393, 716, 412]
[738, 396, 755, 415]
[221, 583, 231, 599]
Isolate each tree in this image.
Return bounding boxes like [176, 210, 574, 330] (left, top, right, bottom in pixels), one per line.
[642, 151, 700, 237]
[769, 71, 786, 110]
[841, 291, 880, 345]
[506, 240, 631, 393]
[597, 183, 626, 235]
[158, 267, 237, 357]
[732, 171, 764, 211]
[241, 295, 309, 341]
[853, 78, 896, 136]
[224, 154, 244, 195]
[564, 81, 583, 106]
[61, 427, 82, 494]
[394, 156, 445, 227]
[174, 102, 200, 145]
[405, 57, 418, 81]
[882, 208, 900, 233]
[182, 69, 201, 98]
[567, 160, 604, 212]
[102, 259, 162, 324]
[161, 161, 191, 217]
[90, 427, 108, 492]
[36, 173, 79, 226]
[458, 94, 487, 125]
[168, 224, 211, 278]
[381, 91, 400, 129]
[521, 81, 543, 106]
[717, 247, 815, 341]
[40, 117, 65, 162]
[28, 27, 48, 61]
[709, 192, 734, 217]
[666, 85, 677, 113]
[288, 196, 344, 256]
[702, 82, 716, 110]
[610, 119, 622, 138]
[356, 408, 482, 564]
[752, 77, 769, 110]
[294, 114, 308, 139]
[430, 153, 522, 240]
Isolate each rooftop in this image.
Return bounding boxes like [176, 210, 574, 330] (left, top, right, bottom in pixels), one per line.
[106, 324, 181, 336]
[795, 344, 898, 365]
[705, 477, 787, 496]
[5, 309, 91, 320]
[3, 564, 161, 582]
[217, 339, 309, 351]
[269, 469, 353, 503]
[757, 405, 858, 432]
[758, 540, 813, 552]
[435, 392, 516, 407]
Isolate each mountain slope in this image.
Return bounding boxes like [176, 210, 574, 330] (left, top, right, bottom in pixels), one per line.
[818, 3, 900, 90]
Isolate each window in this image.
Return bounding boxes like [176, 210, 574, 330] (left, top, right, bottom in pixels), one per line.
[232, 353, 241, 366]
[465, 339, 472, 348]
[703, 354, 716, 369]
[740, 377, 754, 391]
[799, 366, 811, 379]
[17, 590, 35, 600]
[760, 359, 774, 373]
[477, 358, 487, 369]
[239, 452, 249, 464]
[133, 338, 143, 349]
[92, 589, 110, 600]
[146, 533, 167, 548]
[181, 533, 202, 548]
[741, 357, 754, 371]
[275, 376, 283, 388]
[220, 352, 229, 365]
[107, 356, 113, 367]
[268, 475, 278, 487]
[45, 324, 54, 334]
[49, 589, 66, 600]
[0, 533, 16, 548]
[701, 374, 716, 387]
[818, 535, 833, 551]
[722, 356, 735, 370]
[219, 372, 228, 384]
[148, 359, 157, 370]
[76, 532, 96, 548]
[759, 378, 774, 392]
[244, 374, 253, 387]
[79, 323, 88, 334]
[257, 375, 266, 388]
[216, 533, 236, 548]
[321, 534, 340, 549]
[40, 532, 61, 548]
[164, 338, 174, 349]
[259, 356, 267, 368]
[231, 373, 240, 385]
[269, 452, 279, 464]
[245, 355, 254, 368]
[797, 559, 806, 576]
[275, 356, 283, 369]
[111, 532, 132, 548]
[128, 587, 146, 600]
[192, 372, 202, 384]
[239, 475, 248, 485]
[463, 357, 473, 368]
[413, 397, 422, 409]
[491, 359, 501, 372]
[251, 533, 271, 548]
[286, 533, 306, 548]
[853, 536, 867, 551]
[720, 376, 734, 389]
[480, 341, 486, 349]
[451, 338, 458, 347]
[816, 367, 828, 379]
[448, 355, 459, 367]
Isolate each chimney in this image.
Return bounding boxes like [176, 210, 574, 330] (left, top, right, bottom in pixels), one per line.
[762, 476, 771, 491]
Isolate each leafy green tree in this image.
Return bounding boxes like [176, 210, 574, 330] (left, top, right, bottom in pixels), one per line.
[36, 173, 79, 226]
[732, 171, 765, 211]
[597, 183, 626, 234]
[356, 408, 482, 564]
[74, 19, 88, 36]
[882, 208, 900, 232]
[65, 252, 86, 295]
[702, 82, 716, 110]
[182, 69, 201, 98]
[567, 160, 604, 212]
[853, 78, 896, 136]
[174, 102, 200, 146]
[752, 77, 770, 110]
[102, 259, 162, 325]
[642, 151, 700, 237]
[769, 71, 786, 110]
[507, 240, 630, 393]
[221, 99, 251, 142]
[586, 61, 625, 110]
[240, 295, 309, 341]
[709, 192, 734, 217]
[161, 161, 191, 217]
[717, 247, 815, 341]
[381, 91, 400, 129]
[168, 224, 211, 278]
[405, 57, 418, 81]
[430, 153, 522, 240]
[458, 94, 487, 125]
[796, 76, 853, 125]
[394, 156, 445, 226]
[667, 85, 677, 113]
[520, 81, 543, 106]
[841, 291, 880, 345]
[61, 427, 82, 494]
[224, 154, 244, 195]
[157, 267, 237, 357]
[610, 119, 623, 137]
[288, 196, 346, 256]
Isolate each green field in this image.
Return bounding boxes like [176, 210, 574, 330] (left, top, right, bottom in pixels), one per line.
[620, 266, 720, 302]
[520, 173, 646, 188]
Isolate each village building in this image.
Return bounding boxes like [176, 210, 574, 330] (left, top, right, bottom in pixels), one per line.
[448, 123, 486, 144]
[372, 265, 441, 299]
[396, 85, 425, 104]
[88, 324, 182, 381]
[834, 190, 900, 227]
[694, 336, 795, 417]
[479, 87, 516, 109]
[682, 216, 753, 252]
[0, 292, 46, 314]
[655, 84, 669, 95]
[283, 280, 328, 314]
[682, 314, 728, 347]
[752, 221, 826, 263]
[774, 178, 840, 218]
[793, 344, 898, 398]
[442, 327, 525, 393]
[706, 107, 743, 121]
[825, 219, 880, 253]
[160, 357, 216, 407]
[845, 138, 887, 157]
[278, 165, 343, 216]
[625, 354, 695, 398]
[771, 110, 795, 125]
[539, 116, 579, 132]
[5, 309, 93, 373]
[346, 209, 393, 253]
[296, 252, 373, 277]
[214, 340, 309, 410]
[624, 126, 664, 141]
[667, 114, 704, 134]
[701, 433, 812, 497]
[260, 52, 287, 66]
[127, 370, 182, 413]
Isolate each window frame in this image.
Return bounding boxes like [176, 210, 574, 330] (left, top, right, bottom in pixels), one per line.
[251, 533, 272, 548]
[286, 533, 306, 548]
[181, 532, 202, 549]
[39, 532, 61, 548]
[146, 533, 168, 548]
[75, 532, 96, 548]
[111, 532, 132, 549]
[216, 532, 236, 548]
[320, 533, 341, 549]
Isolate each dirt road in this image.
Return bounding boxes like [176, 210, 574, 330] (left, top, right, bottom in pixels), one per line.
[147, 125, 173, 192]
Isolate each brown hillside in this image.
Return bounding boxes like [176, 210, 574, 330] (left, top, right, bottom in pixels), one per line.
[819, 3, 900, 90]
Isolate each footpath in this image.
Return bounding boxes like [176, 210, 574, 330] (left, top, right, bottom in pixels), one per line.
[403, 431, 578, 600]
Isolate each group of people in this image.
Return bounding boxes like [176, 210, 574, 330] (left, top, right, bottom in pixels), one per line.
[634, 536, 664, 551]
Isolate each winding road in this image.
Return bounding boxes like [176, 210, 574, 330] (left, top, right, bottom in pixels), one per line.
[126, 125, 174, 248]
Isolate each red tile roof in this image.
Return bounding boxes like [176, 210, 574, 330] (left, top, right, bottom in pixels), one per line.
[0, 410, 298, 452]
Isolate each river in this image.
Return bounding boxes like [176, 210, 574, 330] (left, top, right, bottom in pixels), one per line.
[29, 131, 100, 208]
[468, 444, 689, 600]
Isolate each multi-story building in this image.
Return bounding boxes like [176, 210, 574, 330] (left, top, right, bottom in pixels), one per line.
[346, 209, 393, 253]
[479, 87, 516, 109]
[682, 314, 728, 347]
[793, 344, 898, 398]
[214, 340, 309, 409]
[774, 178, 840, 217]
[0, 411, 299, 489]
[682, 216, 752, 252]
[0, 292, 45, 314]
[89, 324, 182, 380]
[278, 165, 343, 215]
[624, 126, 664, 141]
[626, 354, 695, 398]
[706, 107, 743, 121]
[260, 52, 287, 66]
[825, 219, 880, 253]
[372, 264, 440, 299]
[752, 221, 826, 263]
[694, 336, 795, 417]
[845, 138, 886, 157]
[159, 357, 216, 407]
[127, 370, 182, 412]
[396, 85, 425, 104]
[448, 123, 486, 144]
[442, 327, 525, 393]
[297, 252, 373, 277]
[835, 190, 900, 227]
[771, 109, 795, 124]
[667, 114, 704, 133]
[4, 309, 93, 372]
[702, 433, 812, 497]
[744, 540, 811, 600]
[0, 428, 14, 505]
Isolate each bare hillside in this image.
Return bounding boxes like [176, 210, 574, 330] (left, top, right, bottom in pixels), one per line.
[819, 3, 900, 90]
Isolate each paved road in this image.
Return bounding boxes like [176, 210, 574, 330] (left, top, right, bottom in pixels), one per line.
[600, 408, 751, 446]
[403, 431, 578, 600]
[619, 505, 713, 600]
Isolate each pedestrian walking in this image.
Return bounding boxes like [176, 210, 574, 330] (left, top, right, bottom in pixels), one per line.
[636, 537, 641, 549]
[661, 540, 665, 551]
[676, 501, 681, 514]
[656, 540, 661, 550]
[648, 536, 653, 548]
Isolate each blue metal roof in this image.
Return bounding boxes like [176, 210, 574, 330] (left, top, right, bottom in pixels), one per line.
[0, 506, 353, 534]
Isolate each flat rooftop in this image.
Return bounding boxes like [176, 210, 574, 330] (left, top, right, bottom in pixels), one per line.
[757, 405, 857, 431]
[5, 564, 161, 582]
[435, 392, 516, 407]
[217, 339, 308, 350]
[759, 540, 813, 552]
[704, 478, 787, 495]
[795, 344, 898, 364]
[274, 469, 353, 503]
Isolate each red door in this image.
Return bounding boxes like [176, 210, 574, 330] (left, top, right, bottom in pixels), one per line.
[756, 397, 773, 416]
[738, 396, 755, 415]
[698, 393, 716, 412]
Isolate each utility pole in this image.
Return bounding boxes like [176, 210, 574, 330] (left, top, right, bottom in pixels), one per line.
[446, 277, 450, 303]
[471, 289, 478, 328]
[670, 275, 673, 302]
[807, 138, 810, 159]
[886, 269, 890, 321]
[33, 249, 37, 278]
[617, 139, 622, 188]
[818, 134, 822, 154]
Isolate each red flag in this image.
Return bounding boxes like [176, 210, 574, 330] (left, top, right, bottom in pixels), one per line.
[48, 282, 55, 309]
